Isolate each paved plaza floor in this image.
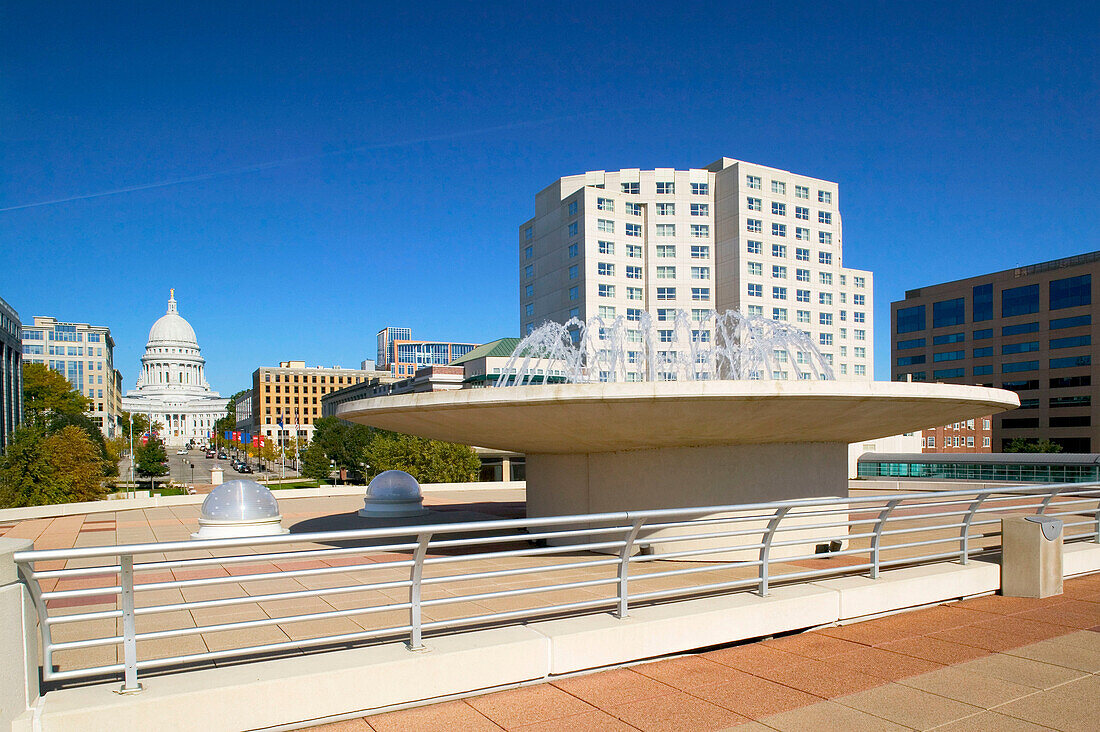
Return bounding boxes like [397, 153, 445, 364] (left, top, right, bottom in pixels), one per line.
[1, 486, 1097, 731]
[310, 574, 1100, 732]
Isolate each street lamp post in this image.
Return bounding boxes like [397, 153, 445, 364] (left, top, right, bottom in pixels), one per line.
[128, 412, 135, 500]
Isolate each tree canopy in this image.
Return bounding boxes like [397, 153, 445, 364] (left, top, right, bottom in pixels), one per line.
[22, 362, 90, 426]
[1004, 438, 1064, 454]
[134, 436, 170, 478]
[0, 424, 108, 507]
[309, 417, 479, 484]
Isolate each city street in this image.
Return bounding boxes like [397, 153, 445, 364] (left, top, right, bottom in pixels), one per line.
[119, 445, 301, 486]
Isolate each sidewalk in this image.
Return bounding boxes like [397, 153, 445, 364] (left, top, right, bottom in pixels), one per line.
[312, 573, 1100, 732]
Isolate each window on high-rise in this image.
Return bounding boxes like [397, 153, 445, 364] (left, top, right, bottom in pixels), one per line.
[972, 283, 993, 321]
[524, 246, 533, 260]
[690, 245, 709, 258]
[795, 185, 809, 199]
[771, 180, 786, 195]
[772, 202, 786, 216]
[568, 243, 578, 258]
[657, 266, 675, 279]
[621, 182, 639, 194]
[656, 182, 674, 194]
[819, 232, 832, 245]
[746, 175, 761, 189]
[747, 197, 762, 211]
[819, 252, 832, 265]
[569, 287, 578, 300]
[747, 240, 762, 254]
[597, 197, 614, 211]
[1002, 284, 1039, 317]
[691, 182, 709, 195]
[820, 292, 833, 305]
[657, 245, 676, 257]
[692, 288, 710, 301]
[772, 308, 787, 321]
[656, 224, 676, 237]
[598, 262, 615, 276]
[626, 202, 642, 215]
[627, 244, 642, 258]
[748, 261, 763, 276]
[1050, 274, 1091, 310]
[748, 284, 763, 297]
[691, 203, 709, 216]
[773, 287, 787, 300]
[796, 289, 810, 303]
[657, 287, 676, 300]
[598, 284, 615, 298]
[818, 190, 832, 204]
[772, 244, 787, 258]
[795, 206, 809, 220]
[656, 203, 675, 215]
[599, 241, 614, 255]
[568, 201, 578, 216]
[820, 272, 833, 285]
[626, 266, 642, 279]
[568, 222, 578, 236]
[569, 265, 578, 279]
[773, 265, 787, 279]
[795, 227, 809, 241]
[818, 211, 832, 224]
[691, 266, 710, 279]
[625, 223, 641, 237]
[627, 287, 642, 300]
[772, 223, 787, 237]
[897, 304, 925, 333]
[597, 219, 614, 233]
[690, 224, 709, 238]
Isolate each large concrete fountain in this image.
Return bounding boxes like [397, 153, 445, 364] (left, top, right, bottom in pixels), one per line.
[338, 312, 1019, 519]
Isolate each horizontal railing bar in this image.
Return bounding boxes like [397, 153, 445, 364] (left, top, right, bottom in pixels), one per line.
[420, 597, 615, 631]
[421, 558, 620, 586]
[629, 576, 761, 602]
[130, 558, 416, 593]
[632, 544, 764, 562]
[423, 577, 617, 607]
[422, 540, 626, 565]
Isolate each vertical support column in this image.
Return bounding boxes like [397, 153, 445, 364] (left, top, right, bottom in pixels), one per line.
[407, 533, 432, 651]
[616, 518, 646, 619]
[118, 555, 143, 693]
[758, 507, 791, 597]
[0, 538, 39, 730]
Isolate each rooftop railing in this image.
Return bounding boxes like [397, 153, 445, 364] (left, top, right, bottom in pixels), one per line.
[13, 482, 1100, 693]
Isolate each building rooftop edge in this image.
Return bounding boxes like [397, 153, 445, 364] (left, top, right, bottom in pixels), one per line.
[898, 250, 1100, 302]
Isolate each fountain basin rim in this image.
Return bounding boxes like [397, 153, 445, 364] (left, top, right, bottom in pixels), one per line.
[336, 381, 1019, 454]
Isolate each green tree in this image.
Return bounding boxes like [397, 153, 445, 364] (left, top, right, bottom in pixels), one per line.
[300, 442, 333, 482]
[135, 436, 169, 481]
[363, 431, 480, 484]
[0, 425, 107, 507]
[118, 411, 151, 440]
[1004, 438, 1064, 454]
[311, 417, 372, 475]
[21, 362, 90, 426]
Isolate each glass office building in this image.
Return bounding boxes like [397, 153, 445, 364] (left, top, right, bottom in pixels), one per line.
[857, 452, 1100, 483]
[0, 295, 21, 451]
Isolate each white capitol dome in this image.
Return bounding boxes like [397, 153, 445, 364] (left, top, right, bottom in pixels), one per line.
[147, 298, 198, 346]
[122, 290, 227, 446]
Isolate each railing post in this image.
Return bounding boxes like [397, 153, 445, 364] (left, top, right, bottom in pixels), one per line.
[870, 499, 902, 579]
[407, 533, 432, 651]
[959, 492, 991, 565]
[758, 507, 791, 597]
[616, 518, 646, 619]
[1, 540, 38, 730]
[1038, 486, 1064, 515]
[118, 555, 142, 693]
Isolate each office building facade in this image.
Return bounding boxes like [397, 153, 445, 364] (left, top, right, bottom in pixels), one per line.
[892, 251, 1098, 452]
[519, 158, 873, 380]
[0, 296, 22, 451]
[921, 417, 993, 453]
[375, 327, 479, 377]
[22, 314, 123, 438]
[251, 361, 396, 443]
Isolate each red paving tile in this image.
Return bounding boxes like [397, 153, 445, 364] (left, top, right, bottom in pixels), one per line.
[748, 655, 884, 698]
[549, 667, 672, 708]
[875, 635, 992, 665]
[466, 683, 595, 729]
[822, 645, 945, 681]
[702, 642, 801, 674]
[46, 594, 118, 609]
[928, 624, 1035, 652]
[686, 670, 823, 718]
[760, 630, 865, 659]
[630, 655, 747, 690]
[512, 709, 636, 732]
[605, 689, 748, 731]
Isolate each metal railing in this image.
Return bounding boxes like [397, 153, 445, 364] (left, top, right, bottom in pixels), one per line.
[13, 482, 1100, 693]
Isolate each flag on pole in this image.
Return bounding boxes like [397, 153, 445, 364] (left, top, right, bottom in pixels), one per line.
[224, 430, 231, 441]
[232, 431, 241, 442]
[242, 432, 251, 444]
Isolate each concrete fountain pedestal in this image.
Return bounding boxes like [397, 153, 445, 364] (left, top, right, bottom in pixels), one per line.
[338, 381, 1018, 521]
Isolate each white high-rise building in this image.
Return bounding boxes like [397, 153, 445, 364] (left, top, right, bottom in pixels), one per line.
[121, 290, 227, 445]
[519, 158, 873, 380]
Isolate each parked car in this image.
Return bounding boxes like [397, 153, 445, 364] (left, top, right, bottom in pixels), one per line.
[176, 449, 188, 455]
[217, 452, 228, 459]
[237, 464, 253, 474]
[204, 451, 215, 458]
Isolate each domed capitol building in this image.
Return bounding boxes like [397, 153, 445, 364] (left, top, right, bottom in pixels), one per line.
[121, 290, 228, 446]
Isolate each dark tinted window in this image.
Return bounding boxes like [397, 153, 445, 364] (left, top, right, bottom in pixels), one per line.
[1003, 322, 1039, 336]
[932, 332, 965, 345]
[1051, 314, 1090, 329]
[972, 283, 993, 322]
[896, 355, 926, 366]
[932, 298, 965, 327]
[1049, 274, 1090, 310]
[973, 328, 993, 339]
[1002, 284, 1039, 317]
[897, 338, 925, 350]
[896, 304, 926, 334]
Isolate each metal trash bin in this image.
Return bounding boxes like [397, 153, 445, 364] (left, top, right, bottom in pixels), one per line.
[1001, 515, 1063, 598]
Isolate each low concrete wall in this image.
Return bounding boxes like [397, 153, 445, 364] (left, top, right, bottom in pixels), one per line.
[0, 481, 525, 523]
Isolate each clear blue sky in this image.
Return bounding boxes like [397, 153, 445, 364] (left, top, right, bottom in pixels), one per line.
[2, 1, 1097, 394]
